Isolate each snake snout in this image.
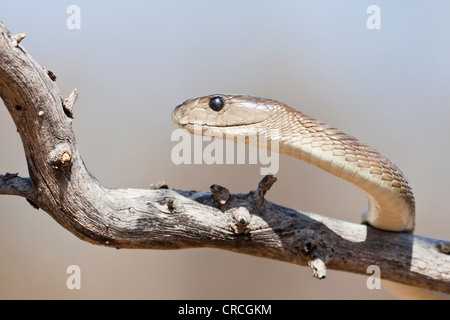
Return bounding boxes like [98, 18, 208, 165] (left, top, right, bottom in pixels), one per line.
[171, 104, 187, 125]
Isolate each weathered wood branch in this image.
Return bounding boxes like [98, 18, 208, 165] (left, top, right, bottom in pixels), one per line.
[0, 173, 33, 199]
[0, 20, 448, 296]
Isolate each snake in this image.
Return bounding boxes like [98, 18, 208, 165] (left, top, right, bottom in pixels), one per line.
[171, 94, 415, 232]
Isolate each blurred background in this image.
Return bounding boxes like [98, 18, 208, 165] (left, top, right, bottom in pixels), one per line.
[0, 1, 449, 299]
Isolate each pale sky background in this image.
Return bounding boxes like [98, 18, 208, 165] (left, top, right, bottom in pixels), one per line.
[0, 1, 449, 299]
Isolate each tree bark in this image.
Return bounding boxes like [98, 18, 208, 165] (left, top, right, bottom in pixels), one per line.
[0, 20, 448, 295]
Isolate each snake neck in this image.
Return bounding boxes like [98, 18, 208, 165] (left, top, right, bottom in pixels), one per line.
[262, 109, 415, 232]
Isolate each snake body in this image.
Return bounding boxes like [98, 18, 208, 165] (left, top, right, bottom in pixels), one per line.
[172, 94, 415, 232]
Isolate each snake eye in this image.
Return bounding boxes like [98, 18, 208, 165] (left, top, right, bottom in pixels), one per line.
[209, 96, 224, 111]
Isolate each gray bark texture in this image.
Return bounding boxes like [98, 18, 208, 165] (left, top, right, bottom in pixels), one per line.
[0, 20, 449, 295]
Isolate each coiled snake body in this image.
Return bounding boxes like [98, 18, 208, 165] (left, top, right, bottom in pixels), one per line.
[172, 94, 415, 232]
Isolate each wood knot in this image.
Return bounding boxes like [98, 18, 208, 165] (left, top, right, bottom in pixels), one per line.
[167, 199, 175, 212]
[41, 66, 57, 81]
[229, 207, 251, 234]
[60, 152, 71, 165]
[294, 229, 317, 255]
[47, 69, 57, 81]
[293, 229, 330, 279]
[152, 197, 177, 214]
[149, 181, 169, 189]
[437, 242, 450, 254]
[49, 148, 73, 173]
[210, 184, 231, 206]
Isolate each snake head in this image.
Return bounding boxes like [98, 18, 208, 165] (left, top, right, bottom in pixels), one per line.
[172, 94, 278, 136]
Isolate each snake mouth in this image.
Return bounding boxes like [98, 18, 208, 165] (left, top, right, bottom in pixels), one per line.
[172, 104, 265, 128]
